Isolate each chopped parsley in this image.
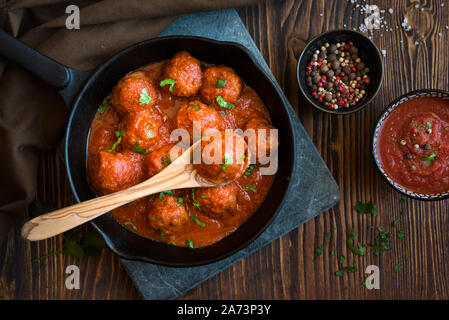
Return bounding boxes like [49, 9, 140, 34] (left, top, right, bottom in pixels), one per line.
[177, 197, 184, 207]
[339, 255, 346, 265]
[133, 141, 148, 155]
[221, 154, 233, 171]
[124, 221, 137, 230]
[368, 227, 392, 256]
[186, 239, 194, 248]
[335, 262, 357, 276]
[393, 262, 403, 272]
[245, 185, 257, 193]
[356, 201, 377, 217]
[148, 194, 156, 202]
[422, 153, 436, 165]
[106, 129, 124, 152]
[397, 229, 405, 239]
[191, 188, 201, 210]
[426, 121, 432, 128]
[326, 232, 332, 238]
[139, 88, 152, 105]
[191, 215, 205, 228]
[216, 79, 226, 88]
[162, 156, 172, 165]
[193, 102, 200, 111]
[98, 101, 111, 114]
[146, 124, 154, 138]
[160, 78, 176, 92]
[244, 164, 258, 176]
[159, 190, 174, 199]
[313, 245, 324, 261]
[393, 220, 399, 228]
[346, 230, 366, 256]
[159, 230, 165, 241]
[216, 95, 234, 109]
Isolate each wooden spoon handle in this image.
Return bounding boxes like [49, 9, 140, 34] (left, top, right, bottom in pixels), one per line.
[22, 164, 196, 241]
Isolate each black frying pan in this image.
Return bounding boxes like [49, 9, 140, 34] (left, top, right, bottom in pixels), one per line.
[0, 30, 295, 266]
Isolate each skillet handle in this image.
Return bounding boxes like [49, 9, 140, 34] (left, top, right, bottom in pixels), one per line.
[0, 29, 90, 107]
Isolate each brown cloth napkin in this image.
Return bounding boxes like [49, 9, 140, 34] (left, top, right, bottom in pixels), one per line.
[0, 0, 261, 242]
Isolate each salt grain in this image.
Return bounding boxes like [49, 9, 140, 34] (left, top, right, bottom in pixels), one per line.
[388, 8, 393, 14]
[381, 49, 387, 56]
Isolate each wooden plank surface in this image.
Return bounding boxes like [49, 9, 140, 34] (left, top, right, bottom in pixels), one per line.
[1, 0, 448, 300]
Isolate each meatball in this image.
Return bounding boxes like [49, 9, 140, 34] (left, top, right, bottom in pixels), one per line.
[120, 109, 164, 151]
[111, 71, 157, 114]
[160, 51, 202, 97]
[196, 183, 238, 217]
[144, 143, 183, 178]
[89, 151, 143, 195]
[244, 117, 278, 160]
[173, 101, 222, 143]
[194, 131, 249, 183]
[200, 66, 243, 104]
[148, 195, 189, 236]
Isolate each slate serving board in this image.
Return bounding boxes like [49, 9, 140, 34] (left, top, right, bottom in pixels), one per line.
[118, 9, 340, 300]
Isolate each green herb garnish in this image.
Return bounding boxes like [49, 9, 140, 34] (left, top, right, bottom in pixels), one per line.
[160, 78, 176, 92]
[426, 121, 432, 128]
[159, 230, 165, 241]
[124, 221, 137, 230]
[133, 141, 148, 155]
[186, 239, 194, 248]
[216, 95, 234, 109]
[146, 124, 154, 138]
[221, 153, 233, 171]
[356, 201, 377, 217]
[394, 262, 403, 272]
[367, 227, 392, 256]
[139, 88, 152, 105]
[244, 164, 258, 176]
[192, 188, 201, 210]
[162, 156, 172, 165]
[339, 255, 346, 265]
[393, 220, 399, 228]
[422, 153, 436, 165]
[106, 129, 124, 152]
[397, 229, 405, 239]
[159, 190, 174, 200]
[98, 101, 111, 114]
[216, 79, 226, 88]
[177, 197, 184, 207]
[313, 245, 324, 261]
[193, 102, 200, 111]
[335, 262, 357, 276]
[326, 232, 332, 238]
[191, 215, 205, 228]
[346, 230, 366, 256]
[245, 185, 257, 193]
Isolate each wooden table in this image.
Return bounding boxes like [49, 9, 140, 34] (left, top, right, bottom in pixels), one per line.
[1, 0, 448, 300]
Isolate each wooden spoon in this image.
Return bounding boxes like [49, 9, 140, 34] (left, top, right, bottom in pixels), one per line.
[21, 140, 226, 241]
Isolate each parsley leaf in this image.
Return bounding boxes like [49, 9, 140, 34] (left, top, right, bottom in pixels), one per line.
[191, 215, 205, 228]
[98, 101, 111, 114]
[177, 197, 184, 207]
[245, 185, 257, 193]
[216, 79, 226, 88]
[356, 201, 377, 217]
[186, 239, 194, 248]
[146, 124, 154, 138]
[133, 141, 148, 155]
[191, 188, 201, 210]
[160, 78, 176, 92]
[106, 129, 124, 152]
[124, 221, 137, 230]
[139, 88, 152, 105]
[162, 156, 172, 164]
[221, 153, 233, 171]
[422, 153, 436, 165]
[244, 164, 258, 176]
[313, 245, 324, 261]
[335, 262, 357, 276]
[393, 262, 403, 272]
[346, 230, 366, 256]
[216, 95, 234, 109]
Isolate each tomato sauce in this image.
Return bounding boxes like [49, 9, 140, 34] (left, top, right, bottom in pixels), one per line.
[376, 96, 449, 194]
[87, 59, 276, 248]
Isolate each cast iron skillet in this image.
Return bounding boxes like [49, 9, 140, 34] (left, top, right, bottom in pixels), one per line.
[0, 30, 295, 266]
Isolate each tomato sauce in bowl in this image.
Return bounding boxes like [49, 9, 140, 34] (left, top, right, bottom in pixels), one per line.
[374, 92, 449, 197]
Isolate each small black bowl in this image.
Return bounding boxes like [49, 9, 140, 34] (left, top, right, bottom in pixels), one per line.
[372, 89, 449, 201]
[297, 29, 384, 114]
